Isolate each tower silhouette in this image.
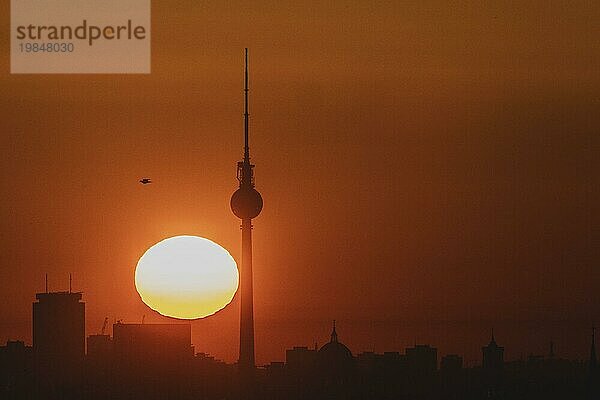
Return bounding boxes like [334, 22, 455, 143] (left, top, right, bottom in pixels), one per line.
[230, 48, 263, 376]
[482, 329, 504, 370]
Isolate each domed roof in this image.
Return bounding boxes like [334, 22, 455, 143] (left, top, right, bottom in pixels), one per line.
[318, 321, 353, 363]
[319, 341, 353, 360]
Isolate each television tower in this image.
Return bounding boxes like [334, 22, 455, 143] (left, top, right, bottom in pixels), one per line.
[230, 48, 263, 375]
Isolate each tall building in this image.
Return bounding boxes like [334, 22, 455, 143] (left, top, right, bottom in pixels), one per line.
[482, 331, 504, 370]
[32, 287, 85, 394]
[33, 291, 85, 361]
[230, 48, 263, 376]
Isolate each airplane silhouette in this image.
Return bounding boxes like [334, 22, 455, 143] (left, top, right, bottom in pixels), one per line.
[139, 178, 152, 185]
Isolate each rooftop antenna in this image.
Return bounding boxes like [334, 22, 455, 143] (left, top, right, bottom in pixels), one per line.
[45, 273, 48, 293]
[69, 273, 72, 293]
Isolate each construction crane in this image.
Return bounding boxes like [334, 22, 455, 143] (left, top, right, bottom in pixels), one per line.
[100, 317, 109, 335]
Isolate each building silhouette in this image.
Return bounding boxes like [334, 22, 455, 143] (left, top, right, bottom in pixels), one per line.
[482, 330, 504, 370]
[101, 322, 195, 399]
[0, 340, 33, 398]
[481, 331, 505, 398]
[406, 344, 438, 374]
[85, 332, 112, 400]
[316, 321, 355, 384]
[87, 333, 112, 361]
[440, 354, 465, 400]
[0, 293, 596, 400]
[33, 291, 85, 361]
[32, 284, 85, 398]
[318, 321, 353, 362]
[287, 346, 317, 374]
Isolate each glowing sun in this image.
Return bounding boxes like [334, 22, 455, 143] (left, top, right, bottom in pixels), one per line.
[135, 235, 239, 319]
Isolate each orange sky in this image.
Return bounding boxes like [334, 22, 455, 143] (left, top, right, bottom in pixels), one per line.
[0, 1, 599, 364]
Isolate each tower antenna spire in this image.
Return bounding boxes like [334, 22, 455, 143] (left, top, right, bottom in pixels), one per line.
[244, 47, 250, 164]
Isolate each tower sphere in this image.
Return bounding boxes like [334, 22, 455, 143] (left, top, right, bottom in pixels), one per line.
[231, 187, 263, 219]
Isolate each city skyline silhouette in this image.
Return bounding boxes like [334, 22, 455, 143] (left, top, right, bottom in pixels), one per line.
[1, 283, 598, 398]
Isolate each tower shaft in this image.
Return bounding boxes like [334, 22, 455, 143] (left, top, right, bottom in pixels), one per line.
[239, 218, 255, 370]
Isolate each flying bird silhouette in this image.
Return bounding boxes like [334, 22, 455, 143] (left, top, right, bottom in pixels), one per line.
[139, 178, 152, 185]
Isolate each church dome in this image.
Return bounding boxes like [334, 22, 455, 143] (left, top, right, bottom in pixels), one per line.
[317, 321, 353, 365]
[318, 341, 353, 362]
